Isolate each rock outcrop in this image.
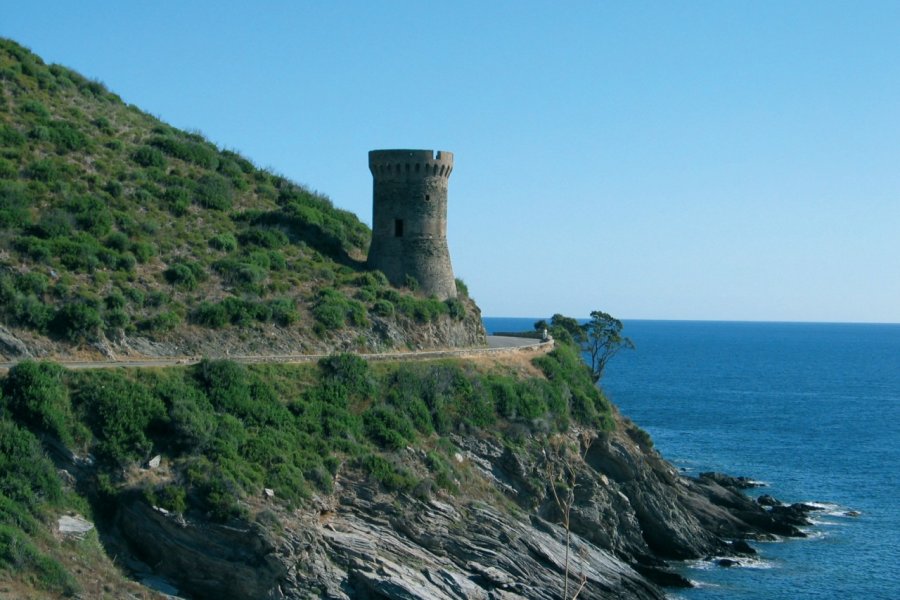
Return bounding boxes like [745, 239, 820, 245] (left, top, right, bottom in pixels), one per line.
[109, 414, 817, 599]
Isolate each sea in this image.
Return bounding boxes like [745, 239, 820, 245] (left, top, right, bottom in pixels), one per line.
[483, 318, 900, 600]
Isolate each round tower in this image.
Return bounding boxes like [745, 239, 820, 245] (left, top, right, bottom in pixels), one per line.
[367, 149, 457, 299]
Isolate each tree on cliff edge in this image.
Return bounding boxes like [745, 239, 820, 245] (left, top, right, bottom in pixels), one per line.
[583, 310, 634, 383]
[536, 311, 634, 383]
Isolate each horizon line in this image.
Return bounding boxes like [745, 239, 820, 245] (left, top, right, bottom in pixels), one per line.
[482, 316, 900, 326]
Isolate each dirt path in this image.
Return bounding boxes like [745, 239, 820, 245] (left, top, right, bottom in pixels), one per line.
[0, 336, 553, 371]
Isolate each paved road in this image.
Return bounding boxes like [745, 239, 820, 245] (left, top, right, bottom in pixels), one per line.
[0, 336, 553, 371]
[487, 335, 546, 348]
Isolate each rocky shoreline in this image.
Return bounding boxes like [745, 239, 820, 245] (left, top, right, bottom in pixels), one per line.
[92, 413, 821, 599]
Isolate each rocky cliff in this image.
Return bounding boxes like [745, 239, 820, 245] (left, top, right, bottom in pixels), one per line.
[107, 412, 813, 600]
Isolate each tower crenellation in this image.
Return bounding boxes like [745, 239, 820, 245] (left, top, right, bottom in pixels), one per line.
[367, 149, 457, 299]
[367, 150, 453, 180]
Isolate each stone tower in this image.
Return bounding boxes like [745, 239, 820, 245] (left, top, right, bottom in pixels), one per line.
[367, 149, 457, 299]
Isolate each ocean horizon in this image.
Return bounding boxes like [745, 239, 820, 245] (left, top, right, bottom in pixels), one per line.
[483, 317, 900, 599]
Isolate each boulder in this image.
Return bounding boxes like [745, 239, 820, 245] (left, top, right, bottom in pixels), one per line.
[757, 494, 780, 506]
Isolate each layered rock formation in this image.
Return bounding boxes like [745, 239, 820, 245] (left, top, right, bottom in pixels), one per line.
[110, 413, 814, 599]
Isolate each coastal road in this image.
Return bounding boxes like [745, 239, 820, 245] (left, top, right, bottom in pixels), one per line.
[0, 336, 553, 372]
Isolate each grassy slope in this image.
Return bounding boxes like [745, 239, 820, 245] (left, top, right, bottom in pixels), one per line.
[0, 37, 532, 597]
[0, 38, 470, 354]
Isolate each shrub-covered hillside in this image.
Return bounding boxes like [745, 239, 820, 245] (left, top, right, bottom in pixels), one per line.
[0, 38, 482, 358]
[0, 342, 616, 598]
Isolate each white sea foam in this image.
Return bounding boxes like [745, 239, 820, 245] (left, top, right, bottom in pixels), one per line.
[799, 529, 829, 541]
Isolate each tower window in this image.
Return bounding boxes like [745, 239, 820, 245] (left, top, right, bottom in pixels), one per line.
[394, 219, 404, 237]
[425, 194, 430, 201]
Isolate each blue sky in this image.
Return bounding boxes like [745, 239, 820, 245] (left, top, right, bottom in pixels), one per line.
[4, 1, 899, 322]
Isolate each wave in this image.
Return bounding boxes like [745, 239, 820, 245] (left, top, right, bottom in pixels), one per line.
[803, 501, 861, 518]
[684, 556, 778, 571]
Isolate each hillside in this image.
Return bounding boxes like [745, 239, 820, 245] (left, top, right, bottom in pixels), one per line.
[0, 39, 819, 600]
[0, 343, 818, 599]
[0, 38, 484, 361]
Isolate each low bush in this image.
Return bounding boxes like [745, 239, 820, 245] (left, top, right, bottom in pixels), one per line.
[138, 310, 181, 332]
[132, 145, 165, 168]
[2, 361, 73, 445]
[312, 288, 368, 332]
[209, 232, 238, 252]
[0, 421, 67, 584]
[360, 454, 417, 493]
[164, 261, 205, 290]
[238, 228, 288, 249]
[51, 301, 102, 341]
[150, 135, 219, 169]
[445, 297, 466, 320]
[71, 371, 166, 465]
[0, 181, 30, 228]
[371, 299, 394, 317]
[195, 173, 233, 210]
[396, 294, 448, 323]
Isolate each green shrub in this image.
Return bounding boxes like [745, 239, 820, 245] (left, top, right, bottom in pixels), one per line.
[425, 451, 457, 492]
[533, 343, 615, 431]
[2, 361, 73, 444]
[0, 181, 30, 228]
[145, 484, 187, 514]
[133, 145, 166, 168]
[67, 195, 112, 236]
[101, 292, 124, 313]
[144, 291, 169, 308]
[268, 297, 299, 325]
[104, 231, 130, 252]
[0, 525, 79, 595]
[318, 353, 372, 398]
[364, 405, 415, 449]
[209, 232, 238, 252]
[164, 186, 191, 215]
[150, 135, 219, 169]
[455, 278, 469, 298]
[396, 294, 448, 323]
[192, 301, 229, 328]
[25, 158, 58, 182]
[164, 261, 205, 290]
[195, 174, 233, 210]
[0, 158, 16, 179]
[15, 272, 49, 296]
[123, 287, 145, 305]
[238, 228, 288, 249]
[11, 294, 54, 332]
[19, 99, 49, 118]
[312, 289, 368, 332]
[50, 234, 103, 271]
[104, 309, 130, 329]
[33, 208, 74, 238]
[72, 370, 166, 465]
[0, 124, 26, 147]
[15, 236, 51, 261]
[131, 241, 155, 263]
[159, 381, 216, 451]
[445, 297, 466, 320]
[138, 310, 182, 332]
[47, 119, 88, 153]
[355, 288, 376, 303]
[360, 455, 417, 493]
[244, 249, 271, 270]
[51, 301, 102, 341]
[212, 258, 267, 289]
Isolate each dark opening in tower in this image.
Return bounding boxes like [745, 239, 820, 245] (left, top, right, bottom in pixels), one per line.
[394, 219, 404, 237]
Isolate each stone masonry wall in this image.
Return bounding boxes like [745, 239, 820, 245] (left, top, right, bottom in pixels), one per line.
[367, 149, 457, 300]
